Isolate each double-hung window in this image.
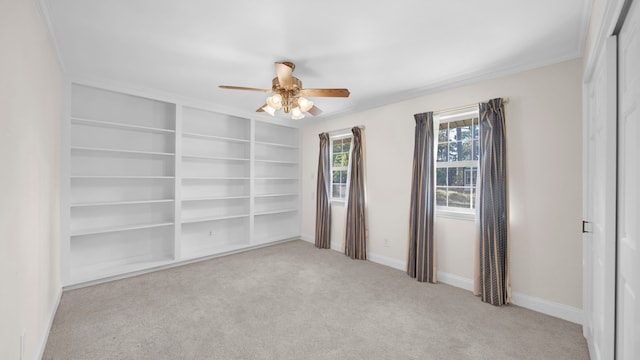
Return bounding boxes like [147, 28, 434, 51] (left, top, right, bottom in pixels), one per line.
[435, 107, 479, 215]
[330, 134, 352, 201]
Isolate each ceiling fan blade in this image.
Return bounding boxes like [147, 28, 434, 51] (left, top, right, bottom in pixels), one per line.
[275, 62, 293, 89]
[256, 104, 267, 112]
[219, 85, 271, 92]
[307, 105, 322, 116]
[299, 88, 350, 97]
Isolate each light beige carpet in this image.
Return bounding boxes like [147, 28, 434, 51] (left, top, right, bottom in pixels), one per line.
[44, 240, 588, 359]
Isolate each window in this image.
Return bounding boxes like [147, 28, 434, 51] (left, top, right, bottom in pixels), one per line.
[435, 108, 479, 213]
[331, 135, 352, 201]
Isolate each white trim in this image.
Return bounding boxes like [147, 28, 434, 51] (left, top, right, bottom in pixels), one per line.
[37, 286, 62, 360]
[435, 271, 583, 325]
[368, 252, 406, 271]
[437, 271, 474, 291]
[300, 234, 314, 243]
[436, 210, 475, 221]
[511, 292, 583, 325]
[34, 0, 66, 73]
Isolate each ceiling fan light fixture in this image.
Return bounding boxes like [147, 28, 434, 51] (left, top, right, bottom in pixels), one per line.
[262, 104, 276, 116]
[291, 106, 304, 120]
[297, 97, 314, 112]
[266, 94, 283, 109]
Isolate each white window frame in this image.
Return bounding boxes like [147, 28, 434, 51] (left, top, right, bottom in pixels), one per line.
[329, 133, 352, 203]
[434, 107, 479, 220]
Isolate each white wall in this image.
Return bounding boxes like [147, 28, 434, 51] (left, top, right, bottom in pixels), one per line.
[301, 59, 583, 312]
[0, 0, 63, 359]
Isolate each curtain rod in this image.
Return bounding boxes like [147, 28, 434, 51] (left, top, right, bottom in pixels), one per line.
[431, 97, 510, 116]
[328, 125, 365, 136]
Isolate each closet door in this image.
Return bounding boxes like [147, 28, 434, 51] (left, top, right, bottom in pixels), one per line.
[583, 36, 617, 360]
[617, 0, 640, 358]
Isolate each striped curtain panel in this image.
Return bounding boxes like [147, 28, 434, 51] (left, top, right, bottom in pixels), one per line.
[344, 127, 367, 260]
[407, 112, 437, 283]
[474, 98, 511, 305]
[315, 133, 331, 249]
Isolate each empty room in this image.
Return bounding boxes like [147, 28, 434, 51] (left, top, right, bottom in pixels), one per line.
[1, 0, 638, 359]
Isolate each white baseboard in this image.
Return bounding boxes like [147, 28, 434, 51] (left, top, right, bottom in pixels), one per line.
[437, 271, 474, 291]
[300, 234, 313, 243]
[435, 271, 582, 325]
[510, 291, 583, 325]
[37, 286, 62, 359]
[368, 252, 405, 271]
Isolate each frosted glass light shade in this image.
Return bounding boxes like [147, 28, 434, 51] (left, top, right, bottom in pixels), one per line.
[262, 104, 276, 116]
[291, 106, 304, 120]
[297, 97, 313, 112]
[267, 94, 283, 109]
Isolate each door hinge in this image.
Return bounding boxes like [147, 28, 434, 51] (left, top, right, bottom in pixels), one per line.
[582, 220, 590, 233]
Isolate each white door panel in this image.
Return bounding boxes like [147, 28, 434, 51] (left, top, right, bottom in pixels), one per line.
[617, 0, 640, 357]
[583, 35, 617, 360]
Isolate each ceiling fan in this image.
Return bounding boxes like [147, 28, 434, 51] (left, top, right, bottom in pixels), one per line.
[219, 62, 350, 120]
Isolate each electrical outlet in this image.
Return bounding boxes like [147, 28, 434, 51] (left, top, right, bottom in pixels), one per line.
[384, 238, 391, 247]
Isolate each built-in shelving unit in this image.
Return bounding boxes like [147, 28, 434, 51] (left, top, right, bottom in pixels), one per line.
[63, 84, 301, 287]
[67, 84, 177, 284]
[253, 121, 300, 244]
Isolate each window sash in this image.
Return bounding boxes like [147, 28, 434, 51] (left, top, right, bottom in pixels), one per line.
[434, 109, 479, 213]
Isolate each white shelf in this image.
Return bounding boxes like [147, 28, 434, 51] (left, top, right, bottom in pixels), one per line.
[71, 199, 174, 207]
[71, 146, 175, 157]
[180, 242, 251, 262]
[255, 193, 299, 198]
[254, 159, 298, 164]
[70, 258, 175, 285]
[71, 176, 175, 179]
[255, 177, 299, 181]
[254, 140, 298, 149]
[182, 214, 250, 224]
[183, 131, 250, 143]
[182, 154, 249, 161]
[182, 176, 250, 181]
[70, 222, 174, 237]
[254, 209, 299, 216]
[72, 117, 175, 134]
[182, 196, 250, 202]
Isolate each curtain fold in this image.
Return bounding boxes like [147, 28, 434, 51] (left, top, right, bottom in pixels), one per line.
[314, 133, 331, 249]
[407, 112, 437, 283]
[344, 127, 367, 260]
[474, 98, 511, 305]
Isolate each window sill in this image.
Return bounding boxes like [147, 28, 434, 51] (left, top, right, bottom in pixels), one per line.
[331, 199, 346, 206]
[436, 210, 475, 221]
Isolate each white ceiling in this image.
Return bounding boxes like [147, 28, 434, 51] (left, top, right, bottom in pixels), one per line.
[44, 0, 591, 122]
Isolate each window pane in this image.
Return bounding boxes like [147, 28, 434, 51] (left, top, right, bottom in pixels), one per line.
[473, 120, 479, 138]
[332, 184, 340, 198]
[343, 140, 351, 153]
[448, 187, 471, 208]
[436, 187, 447, 206]
[448, 142, 458, 161]
[448, 119, 472, 141]
[339, 170, 348, 183]
[437, 144, 448, 162]
[464, 167, 477, 186]
[473, 140, 479, 160]
[332, 170, 340, 183]
[340, 185, 347, 199]
[332, 140, 342, 153]
[448, 167, 465, 186]
[459, 141, 472, 161]
[436, 168, 446, 186]
[438, 123, 448, 142]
